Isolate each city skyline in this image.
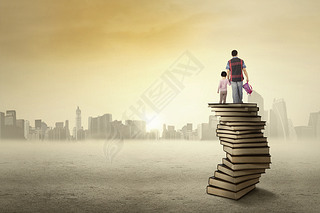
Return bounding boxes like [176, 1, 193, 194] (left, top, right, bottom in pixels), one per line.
[1, 94, 319, 141]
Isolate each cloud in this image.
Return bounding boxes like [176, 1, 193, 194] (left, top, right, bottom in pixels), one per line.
[0, 0, 218, 60]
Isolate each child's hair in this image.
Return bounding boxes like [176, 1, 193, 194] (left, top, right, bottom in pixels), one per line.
[221, 71, 227, 77]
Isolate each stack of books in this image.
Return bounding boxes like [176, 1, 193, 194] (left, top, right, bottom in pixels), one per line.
[206, 103, 271, 200]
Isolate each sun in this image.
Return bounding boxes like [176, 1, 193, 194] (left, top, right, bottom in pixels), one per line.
[146, 117, 163, 132]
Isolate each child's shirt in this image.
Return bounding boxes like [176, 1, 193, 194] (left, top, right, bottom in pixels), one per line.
[218, 78, 230, 92]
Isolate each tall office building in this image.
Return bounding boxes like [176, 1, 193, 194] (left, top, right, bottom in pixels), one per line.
[187, 123, 193, 132]
[5, 110, 16, 126]
[16, 119, 25, 139]
[35, 119, 42, 129]
[2, 110, 24, 139]
[198, 123, 210, 140]
[209, 115, 218, 129]
[88, 113, 112, 139]
[125, 120, 146, 139]
[65, 120, 70, 140]
[0, 112, 4, 139]
[76, 106, 81, 132]
[269, 99, 289, 139]
[162, 124, 168, 139]
[209, 115, 218, 140]
[24, 120, 30, 140]
[248, 90, 265, 121]
[48, 122, 67, 141]
[308, 111, 320, 139]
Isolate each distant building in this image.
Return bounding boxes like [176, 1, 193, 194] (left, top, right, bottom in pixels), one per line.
[0, 112, 4, 139]
[167, 125, 176, 139]
[208, 115, 218, 140]
[76, 106, 81, 131]
[162, 124, 168, 139]
[2, 110, 24, 139]
[88, 113, 112, 139]
[125, 120, 146, 139]
[24, 120, 30, 139]
[269, 99, 289, 139]
[16, 119, 25, 139]
[28, 119, 49, 140]
[147, 129, 160, 140]
[295, 126, 314, 140]
[35, 119, 42, 130]
[180, 123, 194, 140]
[109, 120, 126, 139]
[75, 106, 83, 140]
[47, 121, 69, 141]
[198, 116, 218, 141]
[5, 110, 16, 126]
[308, 111, 320, 139]
[65, 120, 70, 140]
[248, 90, 265, 121]
[197, 123, 210, 140]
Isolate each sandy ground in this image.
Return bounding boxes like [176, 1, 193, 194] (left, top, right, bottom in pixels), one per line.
[0, 139, 319, 213]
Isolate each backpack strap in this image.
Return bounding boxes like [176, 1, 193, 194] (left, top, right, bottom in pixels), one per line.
[229, 60, 232, 81]
[241, 59, 243, 81]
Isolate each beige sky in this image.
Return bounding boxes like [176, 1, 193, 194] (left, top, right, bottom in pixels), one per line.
[1, 0, 320, 130]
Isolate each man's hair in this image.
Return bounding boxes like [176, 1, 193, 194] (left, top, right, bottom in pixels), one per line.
[221, 71, 227, 77]
[231, 50, 238, 56]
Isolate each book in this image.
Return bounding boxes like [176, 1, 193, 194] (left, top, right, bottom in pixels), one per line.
[206, 102, 271, 200]
[217, 164, 265, 177]
[215, 111, 258, 117]
[220, 140, 268, 148]
[222, 158, 270, 170]
[206, 184, 256, 200]
[219, 116, 261, 122]
[208, 103, 257, 108]
[227, 153, 271, 164]
[223, 146, 270, 155]
[216, 129, 262, 135]
[208, 177, 259, 192]
[217, 124, 265, 131]
[217, 133, 264, 139]
[211, 107, 259, 112]
[220, 121, 266, 126]
[214, 170, 261, 184]
[219, 137, 268, 143]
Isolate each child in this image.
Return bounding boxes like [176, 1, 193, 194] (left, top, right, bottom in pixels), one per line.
[217, 71, 230, 104]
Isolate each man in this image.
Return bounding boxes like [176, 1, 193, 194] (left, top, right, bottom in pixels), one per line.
[226, 50, 249, 103]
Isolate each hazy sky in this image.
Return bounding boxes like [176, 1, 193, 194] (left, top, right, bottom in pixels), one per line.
[1, 0, 319, 130]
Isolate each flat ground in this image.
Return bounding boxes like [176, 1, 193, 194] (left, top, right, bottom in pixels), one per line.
[0, 139, 319, 213]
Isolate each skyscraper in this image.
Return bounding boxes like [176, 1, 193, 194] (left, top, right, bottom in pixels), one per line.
[209, 115, 218, 140]
[88, 113, 112, 139]
[308, 111, 320, 139]
[269, 98, 289, 139]
[5, 110, 16, 126]
[0, 112, 4, 139]
[16, 119, 25, 139]
[35, 119, 42, 129]
[248, 90, 265, 121]
[197, 123, 210, 140]
[24, 120, 30, 140]
[76, 106, 81, 132]
[65, 120, 70, 140]
[125, 120, 146, 139]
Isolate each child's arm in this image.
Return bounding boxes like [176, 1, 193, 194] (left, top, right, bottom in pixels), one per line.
[217, 81, 221, 93]
[227, 69, 230, 81]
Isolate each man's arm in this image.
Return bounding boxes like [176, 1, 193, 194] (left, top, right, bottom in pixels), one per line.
[243, 68, 249, 83]
[227, 69, 230, 81]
